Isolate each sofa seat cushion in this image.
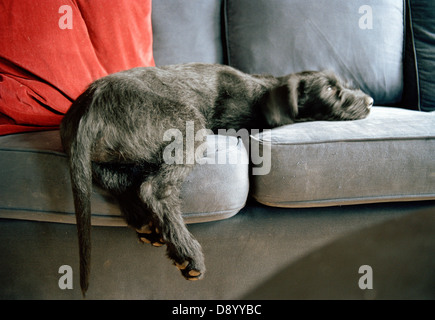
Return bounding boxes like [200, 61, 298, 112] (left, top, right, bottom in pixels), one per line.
[251, 107, 435, 207]
[0, 131, 249, 225]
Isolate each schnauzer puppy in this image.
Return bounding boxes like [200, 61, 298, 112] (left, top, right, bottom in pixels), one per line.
[60, 63, 373, 295]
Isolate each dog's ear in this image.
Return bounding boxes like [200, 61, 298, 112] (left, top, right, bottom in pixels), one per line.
[286, 73, 302, 118]
[262, 74, 301, 127]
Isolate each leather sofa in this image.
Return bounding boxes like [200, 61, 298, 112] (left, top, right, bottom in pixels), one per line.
[1, 0, 434, 299]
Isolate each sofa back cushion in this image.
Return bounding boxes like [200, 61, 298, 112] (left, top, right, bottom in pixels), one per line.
[408, 0, 435, 111]
[225, 0, 404, 106]
[152, 0, 224, 66]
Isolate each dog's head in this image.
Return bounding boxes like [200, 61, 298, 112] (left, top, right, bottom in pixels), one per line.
[263, 70, 373, 127]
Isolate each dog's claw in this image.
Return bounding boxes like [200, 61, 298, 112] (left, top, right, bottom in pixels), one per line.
[152, 241, 164, 247]
[175, 261, 189, 270]
[139, 237, 151, 244]
[188, 270, 201, 277]
[136, 224, 152, 234]
[186, 270, 202, 280]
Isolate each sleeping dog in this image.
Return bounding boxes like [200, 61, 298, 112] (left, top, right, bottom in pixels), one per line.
[60, 63, 373, 295]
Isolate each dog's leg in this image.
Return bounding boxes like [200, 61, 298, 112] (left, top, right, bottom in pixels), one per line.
[116, 191, 165, 246]
[92, 163, 165, 246]
[138, 163, 205, 280]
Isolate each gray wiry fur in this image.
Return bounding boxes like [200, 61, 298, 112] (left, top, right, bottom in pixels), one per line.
[60, 63, 373, 295]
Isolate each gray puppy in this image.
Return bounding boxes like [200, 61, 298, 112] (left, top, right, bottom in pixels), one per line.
[60, 63, 373, 295]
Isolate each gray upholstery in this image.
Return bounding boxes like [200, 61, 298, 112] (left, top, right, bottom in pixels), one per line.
[2, 201, 433, 299]
[152, 0, 224, 66]
[408, 0, 435, 111]
[0, 131, 249, 225]
[245, 207, 435, 300]
[251, 107, 435, 207]
[225, 0, 404, 105]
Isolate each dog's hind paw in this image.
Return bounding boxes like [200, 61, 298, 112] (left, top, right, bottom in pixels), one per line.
[175, 260, 203, 281]
[136, 222, 165, 247]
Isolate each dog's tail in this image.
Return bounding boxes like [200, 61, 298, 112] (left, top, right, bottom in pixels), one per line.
[60, 87, 99, 297]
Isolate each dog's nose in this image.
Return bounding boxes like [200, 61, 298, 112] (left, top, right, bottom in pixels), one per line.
[366, 97, 374, 109]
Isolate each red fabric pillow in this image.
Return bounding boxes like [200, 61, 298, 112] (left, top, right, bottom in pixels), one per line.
[0, 0, 155, 135]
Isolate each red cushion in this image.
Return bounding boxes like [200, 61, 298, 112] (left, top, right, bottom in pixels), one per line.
[0, 0, 154, 135]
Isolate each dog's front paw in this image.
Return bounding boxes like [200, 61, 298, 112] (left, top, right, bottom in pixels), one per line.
[136, 222, 165, 247]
